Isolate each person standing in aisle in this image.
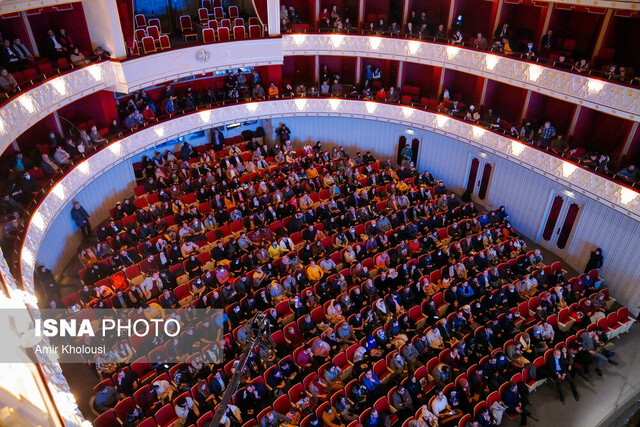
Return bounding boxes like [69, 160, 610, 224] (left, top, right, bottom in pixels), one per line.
[71, 200, 91, 239]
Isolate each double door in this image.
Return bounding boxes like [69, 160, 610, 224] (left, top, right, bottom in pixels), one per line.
[537, 192, 582, 252]
[464, 155, 494, 202]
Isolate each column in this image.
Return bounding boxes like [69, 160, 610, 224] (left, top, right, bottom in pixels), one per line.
[591, 9, 613, 63]
[538, 3, 554, 48]
[355, 57, 362, 84]
[82, 0, 127, 58]
[20, 12, 39, 57]
[618, 122, 639, 164]
[437, 69, 447, 100]
[266, 0, 281, 36]
[402, 0, 410, 28]
[359, 0, 366, 28]
[446, 0, 457, 31]
[566, 106, 582, 138]
[396, 61, 404, 89]
[478, 79, 489, 107]
[520, 90, 532, 123]
[491, 0, 505, 36]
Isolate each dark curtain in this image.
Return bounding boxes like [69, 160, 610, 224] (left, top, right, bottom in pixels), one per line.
[411, 138, 419, 165]
[396, 136, 407, 165]
[117, 0, 135, 55]
[465, 158, 479, 194]
[542, 196, 564, 241]
[251, 0, 268, 28]
[478, 163, 492, 200]
[557, 203, 579, 249]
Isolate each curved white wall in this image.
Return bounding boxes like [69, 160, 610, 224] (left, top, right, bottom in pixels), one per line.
[36, 161, 136, 276]
[23, 100, 640, 317]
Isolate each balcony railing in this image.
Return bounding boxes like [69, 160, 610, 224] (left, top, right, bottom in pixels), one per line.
[285, 28, 640, 88]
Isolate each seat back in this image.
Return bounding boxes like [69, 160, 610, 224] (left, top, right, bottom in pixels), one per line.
[135, 28, 146, 42]
[233, 26, 246, 40]
[199, 7, 209, 24]
[218, 27, 230, 41]
[180, 15, 193, 31]
[214, 6, 224, 19]
[229, 5, 239, 18]
[148, 18, 161, 32]
[159, 34, 171, 49]
[142, 36, 156, 54]
[147, 25, 160, 40]
[207, 19, 219, 30]
[234, 17, 244, 27]
[203, 28, 216, 43]
[135, 14, 146, 28]
[221, 18, 231, 29]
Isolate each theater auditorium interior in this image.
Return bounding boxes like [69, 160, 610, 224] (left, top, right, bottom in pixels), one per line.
[1, 0, 640, 426]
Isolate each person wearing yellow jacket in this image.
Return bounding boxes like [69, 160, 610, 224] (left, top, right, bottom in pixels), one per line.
[321, 406, 344, 427]
[306, 260, 324, 282]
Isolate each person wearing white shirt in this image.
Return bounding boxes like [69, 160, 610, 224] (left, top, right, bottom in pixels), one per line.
[53, 146, 71, 165]
[220, 404, 243, 427]
[279, 236, 294, 253]
[416, 404, 438, 427]
[427, 327, 444, 350]
[152, 379, 174, 403]
[174, 396, 199, 425]
[43, 29, 66, 59]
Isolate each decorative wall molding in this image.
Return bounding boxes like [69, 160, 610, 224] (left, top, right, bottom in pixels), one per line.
[22, 99, 640, 290]
[0, 62, 116, 155]
[282, 34, 640, 122]
[0, 0, 81, 14]
[543, 0, 640, 10]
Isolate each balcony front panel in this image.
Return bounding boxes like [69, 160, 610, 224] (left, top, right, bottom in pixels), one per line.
[282, 34, 640, 122]
[114, 38, 284, 93]
[0, 62, 116, 155]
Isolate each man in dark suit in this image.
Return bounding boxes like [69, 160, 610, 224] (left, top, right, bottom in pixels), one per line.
[112, 290, 134, 308]
[0, 39, 20, 71]
[547, 348, 579, 401]
[503, 382, 538, 426]
[42, 29, 67, 59]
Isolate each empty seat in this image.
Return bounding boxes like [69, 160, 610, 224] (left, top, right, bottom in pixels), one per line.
[135, 28, 146, 43]
[233, 26, 245, 40]
[198, 7, 209, 25]
[229, 5, 239, 19]
[217, 27, 230, 42]
[159, 34, 171, 49]
[249, 24, 261, 38]
[147, 25, 160, 42]
[203, 28, 216, 43]
[214, 6, 224, 20]
[141, 36, 156, 54]
[135, 13, 146, 28]
[148, 18, 161, 32]
[180, 15, 198, 41]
